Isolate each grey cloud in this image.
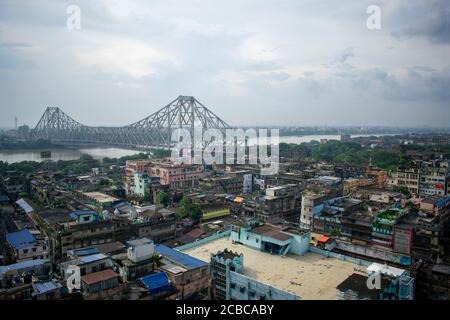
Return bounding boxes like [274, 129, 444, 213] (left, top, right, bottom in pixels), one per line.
[389, 0, 450, 44]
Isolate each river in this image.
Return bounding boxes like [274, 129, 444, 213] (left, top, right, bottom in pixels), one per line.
[0, 134, 394, 164]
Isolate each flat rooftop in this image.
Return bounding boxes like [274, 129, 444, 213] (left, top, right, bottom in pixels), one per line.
[183, 237, 364, 300]
[83, 192, 118, 203]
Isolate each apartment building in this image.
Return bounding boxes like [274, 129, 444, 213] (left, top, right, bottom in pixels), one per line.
[397, 166, 420, 195]
[419, 162, 449, 196]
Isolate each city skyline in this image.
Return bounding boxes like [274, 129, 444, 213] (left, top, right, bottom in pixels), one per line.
[0, 0, 449, 128]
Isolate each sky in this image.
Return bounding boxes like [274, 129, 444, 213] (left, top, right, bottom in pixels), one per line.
[0, 0, 449, 128]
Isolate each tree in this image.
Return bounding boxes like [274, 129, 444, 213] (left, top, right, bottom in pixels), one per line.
[394, 186, 411, 197]
[97, 178, 111, 188]
[177, 197, 203, 221]
[156, 191, 169, 207]
[18, 192, 29, 199]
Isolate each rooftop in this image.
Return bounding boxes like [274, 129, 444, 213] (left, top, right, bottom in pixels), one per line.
[78, 253, 108, 264]
[155, 245, 208, 270]
[183, 237, 365, 300]
[0, 259, 50, 276]
[33, 280, 62, 295]
[83, 192, 118, 203]
[81, 269, 119, 285]
[6, 229, 37, 250]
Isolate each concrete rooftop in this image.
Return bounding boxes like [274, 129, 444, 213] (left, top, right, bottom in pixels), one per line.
[183, 237, 365, 300]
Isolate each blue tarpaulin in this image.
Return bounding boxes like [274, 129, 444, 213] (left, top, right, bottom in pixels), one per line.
[140, 272, 171, 295]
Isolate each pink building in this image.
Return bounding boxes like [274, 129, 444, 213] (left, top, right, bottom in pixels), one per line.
[150, 163, 204, 189]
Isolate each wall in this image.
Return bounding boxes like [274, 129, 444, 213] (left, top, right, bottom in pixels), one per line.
[176, 230, 231, 251]
[228, 271, 300, 300]
[309, 246, 372, 266]
[230, 229, 262, 251]
[283, 232, 309, 256]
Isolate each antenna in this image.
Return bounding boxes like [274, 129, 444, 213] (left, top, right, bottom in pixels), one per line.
[15, 116, 18, 130]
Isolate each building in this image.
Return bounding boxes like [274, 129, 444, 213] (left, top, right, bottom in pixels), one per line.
[120, 238, 155, 282]
[138, 271, 175, 299]
[80, 192, 119, 209]
[60, 252, 113, 280]
[300, 191, 331, 228]
[397, 166, 420, 195]
[150, 163, 204, 190]
[342, 177, 375, 195]
[81, 269, 124, 300]
[419, 162, 449, 196]
[184, 235, 374, 300]
[32, 209, 115, 262]
[133, 172, 150, 198]
[200, 175, 244, 195]
[5, 229, 49, 262]
[210, 249, 299, 300]
[312, 197, 362, 235]
[0, 259, 52, 289]
[230, 223, 309, 256]
[155, 245, 210, 300]
[32, 280, 63, 300]
[371, 208, 408, 250]
[256, 184, 302, 222]
[132, 207, 176, 243]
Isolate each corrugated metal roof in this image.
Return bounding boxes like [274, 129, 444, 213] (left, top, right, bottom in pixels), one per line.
[6, 229, 36, 250]
[79, 253, 108, 264]
[155, 245, 207, 270]
[0, 259, 50, 276]
[72, 247, 100, 256]
[33, 280, 62, 294]
[140, 272, 170, 295]
[69, 210, 95, 219]
[15, 198, 33, 213]
[81, 269, 118, 285]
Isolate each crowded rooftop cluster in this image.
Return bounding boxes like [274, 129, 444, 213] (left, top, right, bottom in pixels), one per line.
[1, 133, 450, 300]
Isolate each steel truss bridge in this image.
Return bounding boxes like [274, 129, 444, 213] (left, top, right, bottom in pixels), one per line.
[31, 96, 231, 150]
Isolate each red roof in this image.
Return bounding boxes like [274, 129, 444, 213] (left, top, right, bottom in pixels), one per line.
[81, 269, 118, 285]
[264, 230, 291, 242]
[318, 236, 330, 243]
[185, 228, 205, 239]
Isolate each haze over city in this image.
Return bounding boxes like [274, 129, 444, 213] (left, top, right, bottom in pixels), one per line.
[0, 0, 449, 128]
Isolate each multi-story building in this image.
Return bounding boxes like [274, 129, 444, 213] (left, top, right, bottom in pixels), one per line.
[419, 162, 449, 196]
[397, 166, 420, 195]
[133, 207, 176, 243]
[210, 249, 300, 300]
[371, 208, 408, 250]
[200, 175, 244, 195]
[155, 245, 210, 300]
[150, 163, 204, 190]
[300, 191, 330, 228]
[5, 229, 49, 263]
[256, 184, 302, 222]
[133, 172, 149, 198]
[31, 209, 115, 262]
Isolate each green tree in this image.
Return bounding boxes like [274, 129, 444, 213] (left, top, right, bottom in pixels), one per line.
[18, 192, 29, 199]
[177, 197, 203, 221]
[156, 191, 169, 207]
[97, 178, 111, 188]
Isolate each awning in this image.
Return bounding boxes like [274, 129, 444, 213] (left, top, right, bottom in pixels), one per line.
[318, 236, 330, 243]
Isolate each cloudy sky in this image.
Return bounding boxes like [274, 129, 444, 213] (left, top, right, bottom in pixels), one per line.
[0, 0, 449, 128]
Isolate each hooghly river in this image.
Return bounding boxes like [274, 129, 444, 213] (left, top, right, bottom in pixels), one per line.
[0, 134, 394, 164]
